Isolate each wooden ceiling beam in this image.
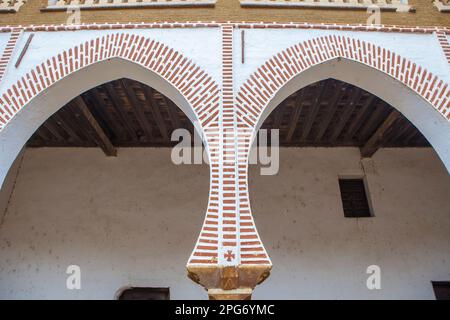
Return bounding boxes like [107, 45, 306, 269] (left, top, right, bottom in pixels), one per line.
[300, 82, 327, 141]
[382, 117, 410, 146]
[344, 95, 375, 141]
[142, 85, 169, 141]
[43, 119, 65, 142]
[104, 83, 139, 142]
[27, 78, 430, 150]
[73, 96, 117, 157]
[272, 104, 285, 129]
[34, 128, 52, 143]
[162, 95, 182, 130]
[88, 88, 125, 140]
[403, 127, 421, 145]
[65, 104, 94, 144]
[329, 88, 362, 143]
[52, 113, 83, 144]
[360, 109, 401, 158]
[314, 81, 345, 141]
[358, 102, 388, 141]
[286, 91, 304, 142]
[121, 79, 153, 142]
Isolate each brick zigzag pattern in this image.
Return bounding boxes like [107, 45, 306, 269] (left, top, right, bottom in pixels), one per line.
[188, 25, 271, 267]
[236, 35, 450, 128]
[189, 25, 236, 266]
[0, 33, 220, 131]
[0, 29, 21, 82]
[436, 31, 450, 65]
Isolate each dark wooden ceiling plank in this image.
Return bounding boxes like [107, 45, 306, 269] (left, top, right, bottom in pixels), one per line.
[52, 113, 84, 144]
[403, 127, 422, 145]
[162, 95, 182, 130]
[120, 79, 153, 142]
[360, 110, 401, 158]
[286, 91, 304, 142]
[73, 96, 117, 157]
[273, 103, 285, 129]
[329, 88, 363, 143]
[104, 83, 140, 142]
[27, 78, 430, 150]
[344, 95, 375, 141]
[300, 82, 327, 141]
[382, 118, 411, 146]
[34, 128, 51, 143]
[415, 135, 430, 147]
[65, 103, 99, 144]
[358, 102, 389, 142]
[67, 102, 102, 145]
[142, 85, 169, 141]
[43, 118, 66, 142]
[88, 88, 126, 141]
[314, 81, 346, 141]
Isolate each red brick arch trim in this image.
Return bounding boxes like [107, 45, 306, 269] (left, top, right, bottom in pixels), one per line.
[0, 33, 220, 131]
[236, 35, 450, 128]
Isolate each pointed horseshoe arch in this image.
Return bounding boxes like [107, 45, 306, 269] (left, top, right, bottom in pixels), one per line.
[0, 33, 221, 186]
[236, 35, 450, 171]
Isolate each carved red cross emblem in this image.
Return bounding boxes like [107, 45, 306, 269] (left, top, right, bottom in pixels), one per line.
[224, 250, 235, 262]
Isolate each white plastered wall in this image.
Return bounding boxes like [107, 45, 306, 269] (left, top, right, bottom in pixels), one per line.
[0, 28, 223, 93]
[0, 147, 449, 300]
[233, 28, 450, 90]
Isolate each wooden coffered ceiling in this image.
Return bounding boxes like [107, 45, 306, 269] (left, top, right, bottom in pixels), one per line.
[261, 79, 429, 156]
[27, 78, 429, 157]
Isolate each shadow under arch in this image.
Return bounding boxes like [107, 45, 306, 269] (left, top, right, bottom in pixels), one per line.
[247, 58, 450, 173]
[0, 57, 216, 188]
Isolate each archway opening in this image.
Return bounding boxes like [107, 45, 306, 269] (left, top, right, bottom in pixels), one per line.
[27, 78, 197, 150]
[249, 78, 450, 299]
[258, 78, 429, 150]
[0, 78, 209, 299]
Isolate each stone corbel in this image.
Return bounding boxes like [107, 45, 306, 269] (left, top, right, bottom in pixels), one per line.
[187, 265, 272, 300]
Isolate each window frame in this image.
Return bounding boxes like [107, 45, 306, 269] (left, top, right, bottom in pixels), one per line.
[338, 175, 375, 218]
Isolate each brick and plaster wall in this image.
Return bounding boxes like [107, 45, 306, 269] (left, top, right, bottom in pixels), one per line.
[0, 1, 449, 28]
[0, 147, 449, 299]
[0, 23, 449, 296]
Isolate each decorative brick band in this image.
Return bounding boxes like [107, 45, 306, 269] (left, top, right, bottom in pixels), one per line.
[217, 24, 239, 266]
[0, 29, 21, 82]
[0, 33, 220, 130]
[235, 128, 271, 265]
[436, 31, 450, 64]
[0, 22, 448, 35]
[236, 35, 450, 129]
[188, 25, 236, 266]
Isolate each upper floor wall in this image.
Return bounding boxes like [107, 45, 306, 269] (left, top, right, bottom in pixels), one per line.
[0, 0, 449, 28]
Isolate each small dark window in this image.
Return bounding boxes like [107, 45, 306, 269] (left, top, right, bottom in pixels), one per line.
[118, 287, 170, 300]
[432, 282, 450, 300]
[338, 178, 372, 218]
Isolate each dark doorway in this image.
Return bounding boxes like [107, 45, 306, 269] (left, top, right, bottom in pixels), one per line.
[118, 287, 170, 300]
[432, 282, 450, 300]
